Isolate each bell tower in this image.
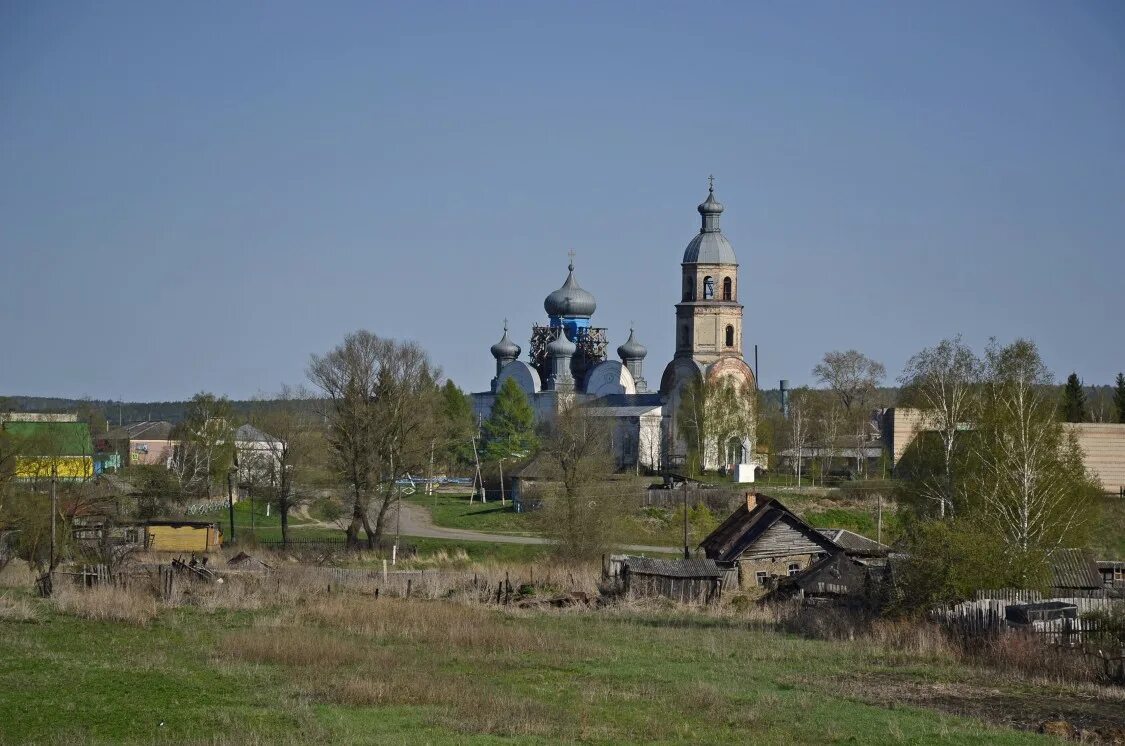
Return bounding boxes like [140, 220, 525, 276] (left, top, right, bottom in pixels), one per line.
[674, 177, 744, 365]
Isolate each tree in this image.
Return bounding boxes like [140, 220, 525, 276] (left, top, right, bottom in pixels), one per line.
[897, 336, 981, 518]
[785, 388, 814, 488]
[1061, 372, 1088, 423]
[676, 374, 756, 474]
[813, 350, 886, 414]
[535, 404, 624, 560]
[247, 386, 320, 546]
[308, 331, 442, 549]
[971, 339, 1098, 569]
[438, 380, 475, 474]
[481, 378, 538, 462]
[170, 393, 235, 496]
[1115, 373, 1125, 424]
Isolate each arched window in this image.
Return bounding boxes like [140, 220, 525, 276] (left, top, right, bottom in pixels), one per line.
[722, 277, 732, 301]
[683, 277, 693, 301]
[725, 325, 735, 347]
[702, 276, 715, 300]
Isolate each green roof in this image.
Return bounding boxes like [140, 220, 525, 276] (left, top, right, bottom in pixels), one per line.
[3, 421, 93, 457]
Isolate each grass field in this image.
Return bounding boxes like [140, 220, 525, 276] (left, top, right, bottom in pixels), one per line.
[1, 578, 1104, 745]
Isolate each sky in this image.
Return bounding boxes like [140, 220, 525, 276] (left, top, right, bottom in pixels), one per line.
[1, 1, 1123, 402]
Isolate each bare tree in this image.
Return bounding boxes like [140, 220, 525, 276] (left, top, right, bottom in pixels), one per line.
[308, 332, 441, 549]
[898, 335, 981, 518]
[813, 350, 886, 414]
[170, 393, 235, 497]
[786, 388, 814, 488]
[536, 404, 624, 560]
[247, 386, 321, 546]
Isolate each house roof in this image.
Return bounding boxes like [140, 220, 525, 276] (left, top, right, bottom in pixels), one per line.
[699, 494, 840, 564]
[768, 552, 871, 599]
[235, 424, 276, 443]
[818, 528, 889, 557]
[1048, 549, 1102, 589]
[121, 421, 175, 440]
[625, 556, 725, 579]
[2, 420, 92, 456]
[507, 453, 556, 480]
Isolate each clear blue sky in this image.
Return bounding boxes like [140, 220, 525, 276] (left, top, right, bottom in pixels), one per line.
[2, 1, 1123, 401]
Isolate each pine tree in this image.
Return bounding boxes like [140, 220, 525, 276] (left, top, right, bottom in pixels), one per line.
[1061, 372, 1087, 423]
[481, 378, 538, 461]
[1115, 372, 1125, 424]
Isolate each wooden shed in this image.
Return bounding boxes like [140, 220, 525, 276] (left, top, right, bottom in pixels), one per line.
[622, 556, 729, 604]
[144, 519, 223, 553]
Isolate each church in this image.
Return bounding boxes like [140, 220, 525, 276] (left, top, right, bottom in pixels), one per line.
[472, 180, 757, 476]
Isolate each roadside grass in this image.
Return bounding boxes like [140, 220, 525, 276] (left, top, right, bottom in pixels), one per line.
[404, 492, 536, 535]
[0, 587, 1061, 745]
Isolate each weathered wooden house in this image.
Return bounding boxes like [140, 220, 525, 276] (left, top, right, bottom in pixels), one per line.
[699, 493, 842, 591]
[1047, 549, 1104, 596]
[621, 556, 730, 603]
[763, 552, 876, 605]
[816, 528, 890, 561]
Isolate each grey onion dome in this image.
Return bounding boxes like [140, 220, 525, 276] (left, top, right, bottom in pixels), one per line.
[683, 181, 738, 265]
[546, 333, 576, 357]
[617, 327, 647, 361]
[490, 321, 520, 360]
[544, 260, 597, 317]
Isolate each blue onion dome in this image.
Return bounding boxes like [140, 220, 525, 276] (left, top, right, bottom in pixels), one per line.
[617, 327, 647, 361]
[490, 321, 520, 360]
[546, 332, 576, 357]
[544, 260, 597, 317]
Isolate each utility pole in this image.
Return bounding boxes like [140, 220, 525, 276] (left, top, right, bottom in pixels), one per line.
[226, 469, 236, 544]
[877, 494, 883, 547]
[49, 463, 58, 578]
[682, 480, 690, 559]
[498, 458, 506, 506]
[427, 440, 435, 497]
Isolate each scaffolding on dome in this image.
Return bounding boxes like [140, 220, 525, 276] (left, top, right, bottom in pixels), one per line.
[529, 325, 608, 386]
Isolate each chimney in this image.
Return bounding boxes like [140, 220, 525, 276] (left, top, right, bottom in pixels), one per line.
[745, 492, 760, 512]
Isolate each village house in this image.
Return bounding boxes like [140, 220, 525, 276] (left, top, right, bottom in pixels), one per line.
[103, 421, 178, 468]
[699, 494, 843, 591]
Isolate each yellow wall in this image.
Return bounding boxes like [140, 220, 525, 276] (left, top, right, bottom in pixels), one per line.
[15, 456, 93, 480]
[146, 525, 221, 552]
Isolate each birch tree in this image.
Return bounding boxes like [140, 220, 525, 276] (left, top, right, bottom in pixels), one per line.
[898, 335, 981, 518]
[972, 339, 1096, 565]
[786, 388, 814, 487]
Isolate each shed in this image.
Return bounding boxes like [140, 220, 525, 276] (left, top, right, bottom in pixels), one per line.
[764, 553, 874, 605]
[622, 556, 728, 604]
[144, 519, 223, 553]
[1048, 549, 1102, 594]
[817, 528, 889, 559]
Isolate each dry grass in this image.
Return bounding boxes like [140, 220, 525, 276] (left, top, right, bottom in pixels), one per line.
[0, 593, 40, 622]
[50, 583, 158, 626]
[0, 560, 38, 588]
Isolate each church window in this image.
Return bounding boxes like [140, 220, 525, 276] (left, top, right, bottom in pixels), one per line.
[683, 277, 693, 301]
[703, 276, 715, 300]
[725, 325, 735, 347]
[680, 325, 689, 347]
[722, 277, 732, 301]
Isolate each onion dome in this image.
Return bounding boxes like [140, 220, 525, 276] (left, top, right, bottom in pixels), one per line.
[617, 327, 647, 362]
[544, 259, 597, 317]
[546, 332, 576, 357]
[490, 320, 521, 361]
[683, 178, 737, 265]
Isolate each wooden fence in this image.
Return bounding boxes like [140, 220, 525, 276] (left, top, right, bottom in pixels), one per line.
[931, 596, 1120, 645]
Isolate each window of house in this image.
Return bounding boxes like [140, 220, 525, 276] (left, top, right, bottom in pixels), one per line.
[722, 277, 732, 301]
[788, 563, 801, 577]
[755, 571, 768, 587]
[703, 276, 715, 299]
[725, 325, 735, 347]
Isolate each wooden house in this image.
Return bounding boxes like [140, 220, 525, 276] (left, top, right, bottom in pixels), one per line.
[621, 556, 730, 604]
[699, 493, 842, 591]
[816, 528, 889, 560]
[144, 519, 223, 553]
[1047, 549, 1103, 596]
[763, 552, 876, 605]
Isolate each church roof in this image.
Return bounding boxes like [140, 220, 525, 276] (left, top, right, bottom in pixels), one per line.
[683, 181, 738, 265]
[490, 321, 520, 360]
[617, 327, 647, 361]
[544, 260, 597, 317]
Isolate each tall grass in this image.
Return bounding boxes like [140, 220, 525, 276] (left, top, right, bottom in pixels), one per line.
[50, 584, 158, 626]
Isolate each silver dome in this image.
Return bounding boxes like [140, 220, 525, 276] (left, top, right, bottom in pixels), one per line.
[546, 333, 576, 356]
[617, 327, 647, 361]
[544, 261, 597, 317]
[683, 182, 738, 265]
[490, 322, 521, 360]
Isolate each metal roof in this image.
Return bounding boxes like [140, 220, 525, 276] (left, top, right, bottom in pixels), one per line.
[818, 528, 889, 557]
[625, 556, 724, 579]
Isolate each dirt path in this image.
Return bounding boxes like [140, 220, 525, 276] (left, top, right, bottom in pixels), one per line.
[294, 502, 677, 554]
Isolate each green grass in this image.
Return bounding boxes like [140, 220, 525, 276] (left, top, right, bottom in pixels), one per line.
[0, 588, 1059, 744]
[406, 492, 535, 534]
[1090, 496, 1125, 559]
